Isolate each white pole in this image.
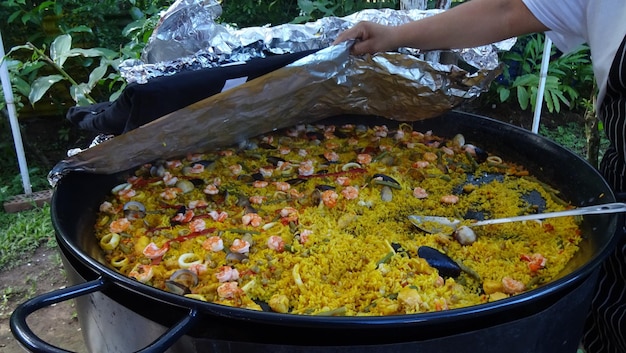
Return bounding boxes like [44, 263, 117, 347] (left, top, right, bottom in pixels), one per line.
[531, 34, 552, 134]
[1, 31, 32, 195]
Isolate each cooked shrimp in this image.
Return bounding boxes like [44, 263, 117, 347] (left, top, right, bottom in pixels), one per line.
[218, 149, 234, 157]
[274, 181, 291, 192]
[189, 218, 206, 233]
[412, 161, 430, 168]
[109, 217, 130, 233]
[325, 141, 339, 150]
[165, 160, 182, 169]
[280, 207, 298, 223]
[160, 187, 182, 200]
[298, 149, 308, 157]
[267, 235, 285, 252]
[203, 184, 219, 195]
[324, 151, 339, 162]
[521, 253, 547, 272]
[440, 195, 459, 204]
[259, 166, 274, 177]
[252, 180, 269, 188]
[186, 153, 204, 162]
[502, 276, 526, 294]
[173, 210, 194, 223]
[163, 172, 178, 186]
[336, 176, 351, 186]
[128, 264, 154, 283]
[242, 213, 263, 227]
[216, 266, 240, 282]
[321, 190, 339, 208]
[209, 210, 228, 222]
[202, 236, 224, 252]
[289, 188, 304, 199]
[188, 199, 208, 209]
[276, 160, 292, 171]
[356, 153, 372, 165]
[278, 146, 291, 155]
[299, 229, 313, 244]
[217, 282, 242, 299]
[230, 239, 251, 254]
[441, 146, 454, 156]
[341, 186, 359, 200]
[143, 242, 169, 259]
[298, 160, 315, 176]
[99, 201, 117, 214]
[189, 263, 208, 276]
[249, 195, 266, 205]
[190, 163, 204, 174]
[229, 164, 243, 175]
[118, 188, 136, 199]
[413, 187, 429, 199]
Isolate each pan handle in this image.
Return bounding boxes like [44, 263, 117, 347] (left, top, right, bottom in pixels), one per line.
[10, 277, 201, 353]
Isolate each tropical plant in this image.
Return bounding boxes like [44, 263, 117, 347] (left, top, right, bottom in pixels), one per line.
[493, 33, 593, 113]
[2, 0, 173, 108]
[294, 0, 398, 23]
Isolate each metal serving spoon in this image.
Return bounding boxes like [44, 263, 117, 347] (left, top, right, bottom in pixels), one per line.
[408, 202, 626, 234]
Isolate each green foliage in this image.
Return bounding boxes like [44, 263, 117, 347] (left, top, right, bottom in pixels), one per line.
[0, 204, 55, 271]
[220, 0, 301, 27]
[293, 0, 397, 23]
[493, 33, 594, 113]
[2, 0, 174, 107]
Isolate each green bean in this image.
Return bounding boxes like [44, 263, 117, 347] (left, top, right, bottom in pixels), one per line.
[224, 228, 261, 235]
[376, 251, 394, 266]
[315, 307, 347, 316]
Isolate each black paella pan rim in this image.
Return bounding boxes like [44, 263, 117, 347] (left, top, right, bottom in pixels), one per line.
[50, 111, 622, 330]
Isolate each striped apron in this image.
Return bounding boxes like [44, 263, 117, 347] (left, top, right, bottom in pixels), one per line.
[582, 34, 626, 353]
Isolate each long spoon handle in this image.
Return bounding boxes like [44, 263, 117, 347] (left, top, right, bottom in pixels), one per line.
[472, 202, 626, 227]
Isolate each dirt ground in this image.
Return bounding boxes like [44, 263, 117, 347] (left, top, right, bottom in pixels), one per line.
[0, 99, 583, 353]
[0, 246, 87, 353]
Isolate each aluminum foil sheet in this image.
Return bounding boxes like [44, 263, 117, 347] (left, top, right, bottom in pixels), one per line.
[120, 2, 514, 84]
[49, 38, 504, 184]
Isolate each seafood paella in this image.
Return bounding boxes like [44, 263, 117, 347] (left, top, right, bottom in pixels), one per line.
[94, 122, 582, 316]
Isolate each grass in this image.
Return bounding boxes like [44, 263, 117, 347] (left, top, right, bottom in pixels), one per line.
[0, 204, 56, 271]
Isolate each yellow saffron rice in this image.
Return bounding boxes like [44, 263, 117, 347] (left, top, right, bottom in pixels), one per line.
[94, 122, 582, 316]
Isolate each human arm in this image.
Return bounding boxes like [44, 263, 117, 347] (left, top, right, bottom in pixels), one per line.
[333, 0, 549, 55]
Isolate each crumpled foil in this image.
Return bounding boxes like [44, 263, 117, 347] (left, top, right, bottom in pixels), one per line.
[120, 1, 514, 84]
[49, 2, 514, 184]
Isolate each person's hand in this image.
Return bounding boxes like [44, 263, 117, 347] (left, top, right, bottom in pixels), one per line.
[333, 21, 400, 55]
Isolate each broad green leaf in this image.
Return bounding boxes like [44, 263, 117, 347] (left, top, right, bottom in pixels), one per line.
[498, 87, 510, 102]
[8, 11, 21, 24]
[66, 25, 93, 34]
[12, 77, 31, 97]
[87, 64, 108, 88]
[544, 89, 554, 112]
[29, 74, 64, 105]
[6, 44, 33, 56]
[51, 34, 72, 66]
[68, 48, 118, 59]
[122, 19, 145, 36]
[516, 86, 529, 110]
[70, 83, 92, 105]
